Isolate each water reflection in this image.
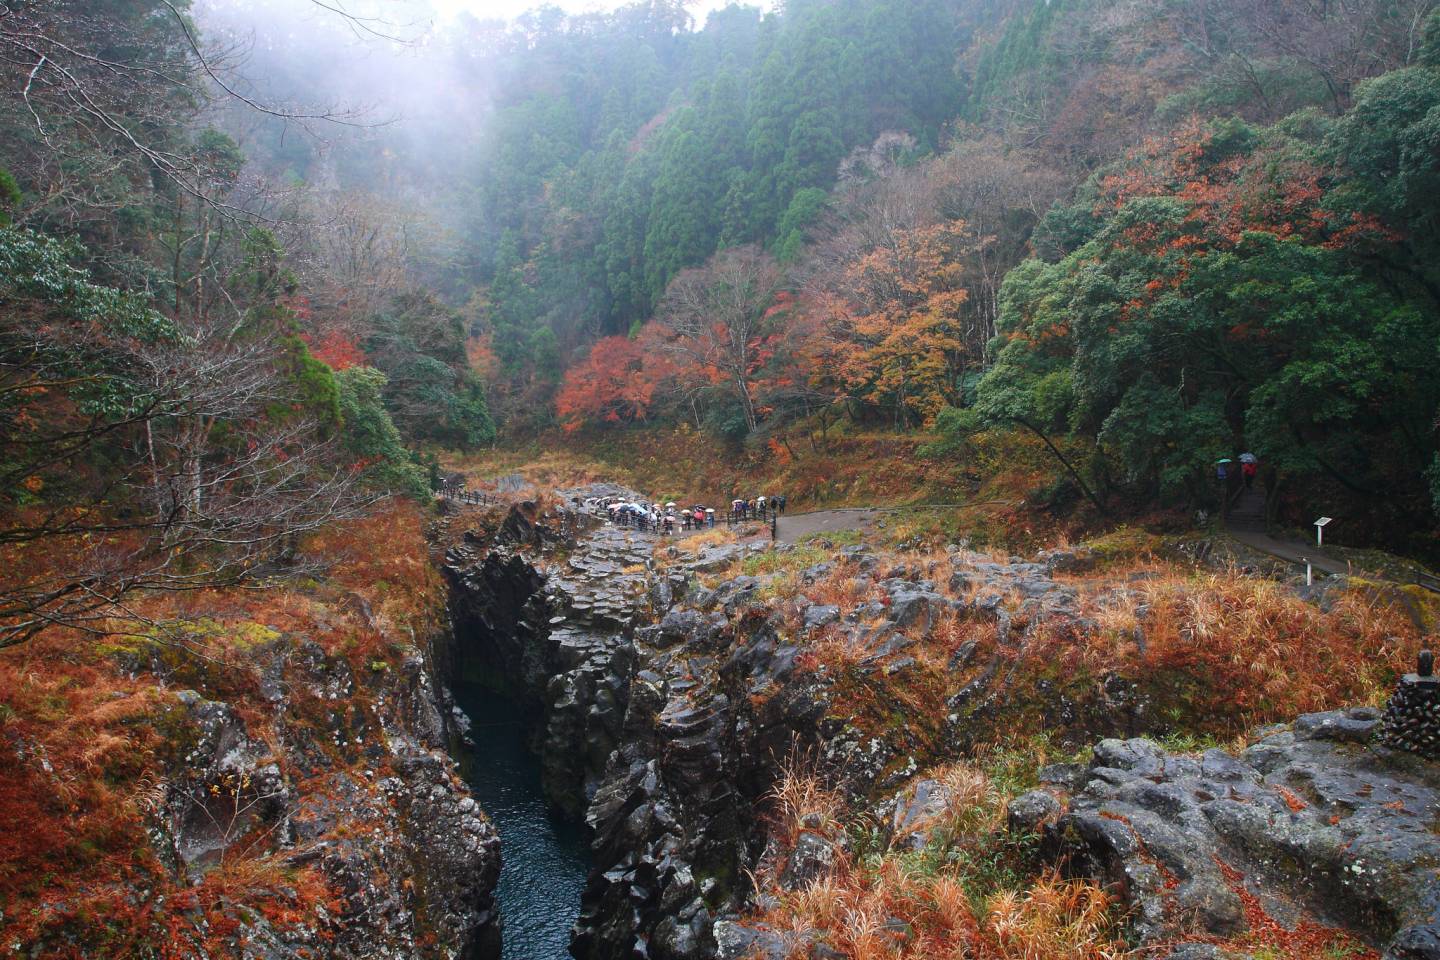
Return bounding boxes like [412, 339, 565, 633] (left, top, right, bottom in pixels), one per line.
[454, 682, 591, 960]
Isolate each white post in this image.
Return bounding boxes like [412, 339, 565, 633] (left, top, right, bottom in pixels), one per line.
[1306, 561, 1313, 586]
[1317, 525, 1323, 548]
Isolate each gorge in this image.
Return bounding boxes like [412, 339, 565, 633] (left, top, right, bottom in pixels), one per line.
[6, 2, 1440, 957]
[428, 488, 1440, 960]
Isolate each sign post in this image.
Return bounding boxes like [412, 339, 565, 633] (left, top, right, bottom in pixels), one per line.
[1314, 517, 1333, 548]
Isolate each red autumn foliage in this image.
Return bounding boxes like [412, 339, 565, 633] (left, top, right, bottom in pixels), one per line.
[554, 334, 669, 432]
[1098, 117, 1396, 253]
[300, 327, 367, 371]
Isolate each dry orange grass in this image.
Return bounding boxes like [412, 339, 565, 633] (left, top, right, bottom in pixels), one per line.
[767, 766, 847, 846]
[0, 498, 443, 956]
[1046, 566, 1420, 730]
[790, 540, 1419, 740]
[755, 761, 1127, 959]
[761, 862, 1126, 960]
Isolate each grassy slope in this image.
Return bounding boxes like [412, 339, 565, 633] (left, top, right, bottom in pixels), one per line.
[444, 424, 1121, 553]
[0, 500, 448, 957]
[706, 523, 1417, 960]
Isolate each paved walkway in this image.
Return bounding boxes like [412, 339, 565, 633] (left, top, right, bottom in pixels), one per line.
[775, 501, 1019, 544]
[775, 508, 881, 543]
[1227, 529, 1351, 577]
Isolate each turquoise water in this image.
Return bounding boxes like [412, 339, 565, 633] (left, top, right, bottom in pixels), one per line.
[454, 683, 591, 960]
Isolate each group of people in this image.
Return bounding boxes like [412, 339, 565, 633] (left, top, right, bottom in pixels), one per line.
[1216, 452, 1260, 489]
[587, 493, 787, 535]
[729, 494, 786, 521]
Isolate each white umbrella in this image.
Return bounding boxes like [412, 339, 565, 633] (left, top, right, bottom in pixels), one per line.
[666, 501, 677, 508]
[1239, 453, 1258, 464]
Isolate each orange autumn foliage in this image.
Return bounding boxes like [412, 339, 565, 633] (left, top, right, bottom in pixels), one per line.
[555, 334, 670, 432]
[301, 327, 367, 371]
[812, 220, 981, 427]
[0, 498, 440, 957]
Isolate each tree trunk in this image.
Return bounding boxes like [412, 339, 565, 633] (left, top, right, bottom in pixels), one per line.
[1015, 418, 1108, 514]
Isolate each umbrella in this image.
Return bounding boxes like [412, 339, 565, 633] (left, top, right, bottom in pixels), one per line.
[1215, 458, 1233, 464]
[666, 502, 677, 508]
[1239, 453, 1257, 464]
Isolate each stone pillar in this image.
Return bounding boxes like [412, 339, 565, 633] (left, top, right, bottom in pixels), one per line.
[1378, 650, 1440, 761]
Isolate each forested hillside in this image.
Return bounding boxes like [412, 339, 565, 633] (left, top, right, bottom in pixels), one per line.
[4, 0, 1439, 636]
[337, 0, 1436, 550]
[5, 4, 1440, 958]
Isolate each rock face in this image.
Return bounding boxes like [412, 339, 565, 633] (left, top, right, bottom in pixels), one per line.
[444, 502, 651, 819]
[134, 635, 503, 959]
[442, 495, 1440, 960]
[439, 502, 1182, 959]
[1011, 708, 1440, 959]
[437, 506, 1134, 955]
[444, 498, 832, 959]
[1378, 654, 1440, 761]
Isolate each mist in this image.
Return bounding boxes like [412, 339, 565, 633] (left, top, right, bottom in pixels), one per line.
[194, 0, 499, 187]
[192, 0, 768, 187]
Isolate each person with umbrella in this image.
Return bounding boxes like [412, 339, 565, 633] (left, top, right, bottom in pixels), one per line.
[1216, 458, 1232, 483]
[1239, 452, 1258, 490]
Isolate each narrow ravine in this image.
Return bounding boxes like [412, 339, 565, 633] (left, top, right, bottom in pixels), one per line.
[453, 680, 591, 960]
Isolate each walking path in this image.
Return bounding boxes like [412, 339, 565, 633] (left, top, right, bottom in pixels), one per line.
[1223, 488, 1350, 578]
[775, 501, 1016, 543]
[1227, 529, 1351, 577]
[775, 508, 881, 542]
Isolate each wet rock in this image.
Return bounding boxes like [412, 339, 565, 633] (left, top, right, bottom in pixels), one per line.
[1037, 547, 1096, 575]
[713, 920, 789, 960]
[801, 562, 835, 584]
[1389, 924, 1440, 959]
[803, 604, 841, 631]
[1163, 946, 1241, 960]
[1294, 706, 1381, 744]
[1006, 790, 1061, 834]
[1037, 763, 1088, 791]
[781, 831, 839, 890]
[1041, 714, 1440, 955]
[889, 778, 954, 851]
[1091, 737, 1166, 776]
[885, 588, 944, 631]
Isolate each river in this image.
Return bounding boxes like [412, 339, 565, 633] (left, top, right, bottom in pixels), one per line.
[453, 681, 591, 960]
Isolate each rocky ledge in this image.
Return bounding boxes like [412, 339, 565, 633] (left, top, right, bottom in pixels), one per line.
[121, 634, 501, 959]
[1009, 708, 1440, 959]
[441, 493, 1432, 960]
[441, 497, 1161, 958]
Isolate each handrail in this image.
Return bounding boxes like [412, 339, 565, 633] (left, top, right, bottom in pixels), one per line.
[435, 487, 494, 506]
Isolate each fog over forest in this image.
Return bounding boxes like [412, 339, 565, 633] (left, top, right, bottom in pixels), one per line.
[5, 1, 1440, 958]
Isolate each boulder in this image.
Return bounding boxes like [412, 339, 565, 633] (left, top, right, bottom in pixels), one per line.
[1006, 790, 1061, 834]
[803, 604, 842, 631]
[889, 779, 954, 850]
[781, 831, 839, 890]
[713, 921, 790, 960]
[1046, 716, 1440, 954]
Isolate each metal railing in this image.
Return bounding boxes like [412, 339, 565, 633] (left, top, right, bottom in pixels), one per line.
[435, 486, 494, 506]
